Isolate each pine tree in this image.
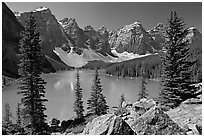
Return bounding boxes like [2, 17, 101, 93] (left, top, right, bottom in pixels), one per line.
[3, 103, 13, 125]
[18, 12, 48, 134]
[119, 93, 126, 108]
[159, 11, 199, 108]
[16, 102, 21, 126]
[87, 68, 109, 116]
[138, 66, 148, 101]
[73, 69, 84, 119]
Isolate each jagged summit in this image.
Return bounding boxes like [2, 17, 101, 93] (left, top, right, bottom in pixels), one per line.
[14, 6, 50, 17]
[33, 6, 49, 12]
[148, 22, 165, 32]
[59, 18, 79, 28]
[13, 11, 22, 17]
[98, 26, 108, 34]
[120, 21, 143, 33]
[84, 25, 95, 31]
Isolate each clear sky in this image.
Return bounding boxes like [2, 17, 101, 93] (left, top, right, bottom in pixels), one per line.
[5, 2, 202, 32]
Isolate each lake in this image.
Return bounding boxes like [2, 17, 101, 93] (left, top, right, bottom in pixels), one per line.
[2, 70, 161, 121]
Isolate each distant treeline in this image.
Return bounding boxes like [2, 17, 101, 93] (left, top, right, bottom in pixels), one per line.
[105, 54, 162, 79]
[105, 52, 201, 82]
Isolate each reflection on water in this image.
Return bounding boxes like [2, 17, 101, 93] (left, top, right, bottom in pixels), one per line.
[2, 70, 161, 121]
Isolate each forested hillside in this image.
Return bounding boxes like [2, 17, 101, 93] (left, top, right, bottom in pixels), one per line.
[105, 54, 162, 79]
[105, 51, 201, 82]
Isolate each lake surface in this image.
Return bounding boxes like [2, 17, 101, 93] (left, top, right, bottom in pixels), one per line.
[2, 70, 161, 121]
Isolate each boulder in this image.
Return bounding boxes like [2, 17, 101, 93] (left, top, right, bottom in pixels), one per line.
[122, 101, 132, 108]
[130, 106, 186, 135]
[167, 100, 202, 135]
[182, 98, 202, 104]
[132, 98, 156, 110]
[82, 114, 134, 135]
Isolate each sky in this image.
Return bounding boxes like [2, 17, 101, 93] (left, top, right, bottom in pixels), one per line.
[5, 2, 202, 32]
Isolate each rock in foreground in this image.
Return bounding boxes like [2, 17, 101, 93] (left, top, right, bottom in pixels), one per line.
[82, 114, 134, 135]
[131, 106, 186, 135]
[167, 97, 202, 135]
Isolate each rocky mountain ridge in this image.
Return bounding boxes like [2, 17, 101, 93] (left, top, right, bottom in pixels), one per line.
[2, 3, 72, 77]
[59, 17, 113, 56]
[4, 3, 202, 73]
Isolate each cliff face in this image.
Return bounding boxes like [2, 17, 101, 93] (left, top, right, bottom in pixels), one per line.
[59, 18, 113, 56]
[2, 2, 24, 77]
[2, 3, 72, 77]
[109, 21, 162, 55]
[17, 8, 73, 64]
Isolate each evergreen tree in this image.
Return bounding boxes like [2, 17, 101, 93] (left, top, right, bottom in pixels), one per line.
[159, 11, 199, 108]
[16, 102, 21, 126]
[73, 69, 84, 119]
[87, 68, 109, 116]
[18, 12, 48, 134]
[119, 93, 126, 108]
[3, 103, 13, 125]
[138, 66, 148, 101]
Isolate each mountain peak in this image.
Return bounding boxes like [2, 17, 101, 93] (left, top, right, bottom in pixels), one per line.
[59, 17, 79, 28]
[133, 21, 141, 25]
[13, 11, 22, 17]
[98, 26, 108, 33]
[84, 25, 95, 31]
[155, 22, 164, 29]
[148, 22, 165, 33]
[33, 6, 49, 12]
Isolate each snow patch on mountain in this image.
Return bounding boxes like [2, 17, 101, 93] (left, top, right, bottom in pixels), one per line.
[33, 6, 48, 12]
[54, 47, 87, 68]
[54, 46, 159, 68]
[54, 47, 113, 68]
[111, 49, 157, 62]
[14, 11, 22, 17]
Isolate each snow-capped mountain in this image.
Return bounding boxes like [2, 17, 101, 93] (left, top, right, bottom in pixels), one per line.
[59, 18, 88, 51]
[17, 7, 73, 66]
[33, 6, 48, 12]
[13, 11, 22, 17]
[59, 18, 113, 56]
[6, 3, 201, 70]
[109, 21, 162, 55]
[2, 3, 72, 77]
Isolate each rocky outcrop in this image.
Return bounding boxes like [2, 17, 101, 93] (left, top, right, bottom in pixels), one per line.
[109, 21, 162, 55]
[82, 114, 134, 135]
[84, 25, 113, 56]
[132, 98, 156, 110]
[117, 99, 195, 135]
[2, 2, 24, 77]
[17, 7, 73, 70]
[59, 18, 88, 50]
[2, 3, 59, 77]
[167, 96, 202, 135]
[59, 18, 113, 56]
[131, 106, 186, 135]
[148, 23, 166, 49]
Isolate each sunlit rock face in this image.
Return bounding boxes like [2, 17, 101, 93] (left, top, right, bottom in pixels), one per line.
[109, 21, 162, 55]
[83, 114, 134, 135]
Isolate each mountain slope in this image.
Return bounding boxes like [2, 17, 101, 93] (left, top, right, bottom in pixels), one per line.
[2, 3, 24, 77]
[59, 18, 113, 56]
[106, 25, 202, 82]
[109, 21, 162, 55]
[2, 3, 72, 77]
[17, 7, 73, 67]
